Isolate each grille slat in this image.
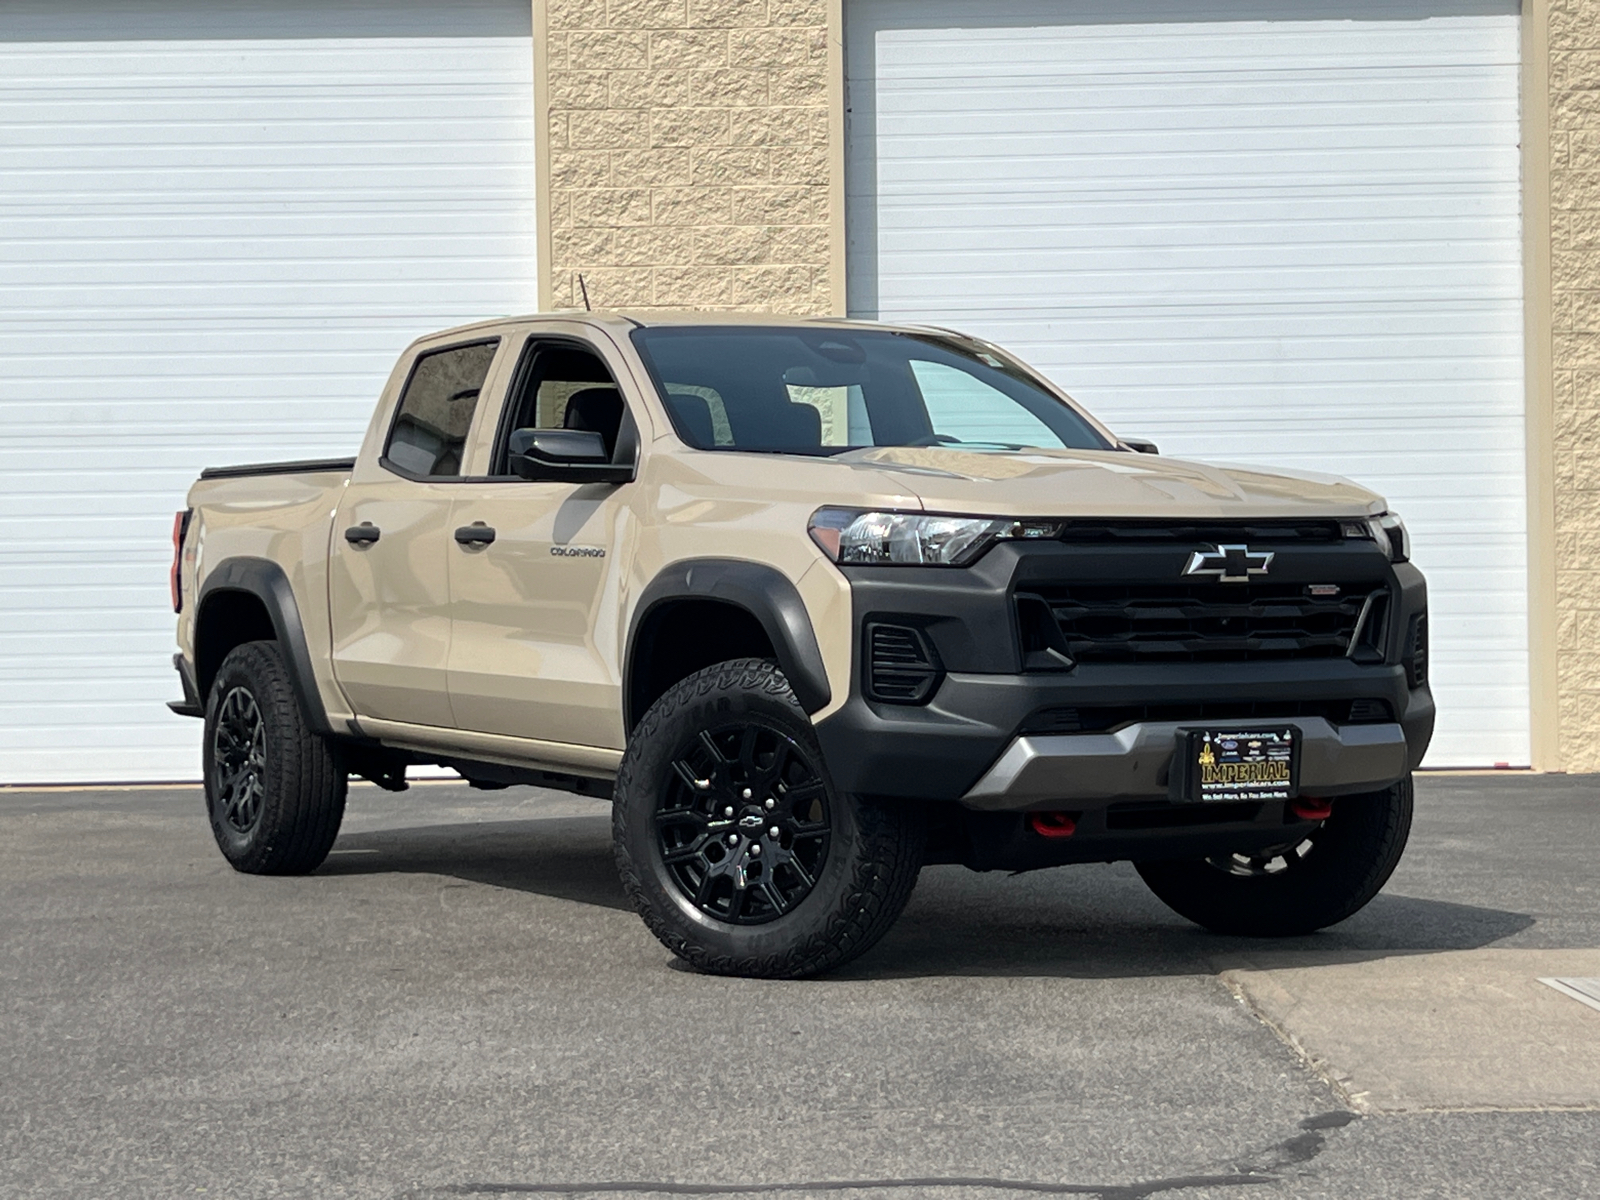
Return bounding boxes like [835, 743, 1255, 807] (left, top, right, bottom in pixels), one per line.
[1023, 581, 1388, 665]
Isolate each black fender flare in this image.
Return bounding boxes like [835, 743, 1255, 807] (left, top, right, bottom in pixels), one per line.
[626, 559, 832, 725]
[195, 557, 333, 735]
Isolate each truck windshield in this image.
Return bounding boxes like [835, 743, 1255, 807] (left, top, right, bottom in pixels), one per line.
[629, 326, 1111, 455]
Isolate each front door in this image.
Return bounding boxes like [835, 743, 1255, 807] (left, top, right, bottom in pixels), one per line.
[329, 338, 499, 727]
[445, 336, 637, 749]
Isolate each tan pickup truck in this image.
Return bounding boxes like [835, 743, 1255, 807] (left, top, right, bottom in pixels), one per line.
[170, 312, 1432, 977]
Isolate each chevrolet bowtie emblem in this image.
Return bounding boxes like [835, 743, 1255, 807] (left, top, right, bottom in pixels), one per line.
[1183, 543, 1273, 583]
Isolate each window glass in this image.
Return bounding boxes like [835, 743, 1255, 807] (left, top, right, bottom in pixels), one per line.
[630, 327, 1108, 455]
[785, 384, 872, 447]
[496, 340, 628, 469]
[910, 361, 1062, 448]
[385, 341, 497, 477]
[663, 383, 734, 445]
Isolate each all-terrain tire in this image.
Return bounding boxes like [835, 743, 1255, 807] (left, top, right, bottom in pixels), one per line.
[614, 658, 924, 978]
[1135, 775, 1414, 937]
[203, 640, 347, 875]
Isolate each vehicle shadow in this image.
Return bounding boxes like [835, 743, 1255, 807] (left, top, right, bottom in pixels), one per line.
[318, 811, 1539, 980]
[322, 815, 633, 912]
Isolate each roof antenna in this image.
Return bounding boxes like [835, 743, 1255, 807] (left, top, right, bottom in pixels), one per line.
[577, 273, 591, 312]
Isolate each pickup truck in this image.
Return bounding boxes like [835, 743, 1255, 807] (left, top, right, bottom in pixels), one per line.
[171, 312, 1432, 978]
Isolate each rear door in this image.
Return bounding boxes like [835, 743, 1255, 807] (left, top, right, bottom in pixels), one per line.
[444, 331, 641, 749]
[329, 338, 501, 726]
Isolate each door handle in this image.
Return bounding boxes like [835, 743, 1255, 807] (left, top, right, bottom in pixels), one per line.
[344, 523, 380, 545]
[454, 523, 496, 546]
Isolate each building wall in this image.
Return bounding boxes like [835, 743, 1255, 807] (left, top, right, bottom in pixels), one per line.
[1551, 0, 1600, 771]
[546, 0, 1589, 771]
[542, 0, 836, 313]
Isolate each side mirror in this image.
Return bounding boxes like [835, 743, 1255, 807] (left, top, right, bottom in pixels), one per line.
[507, 429, 635, 483]
[1121, 437, 1160, 455]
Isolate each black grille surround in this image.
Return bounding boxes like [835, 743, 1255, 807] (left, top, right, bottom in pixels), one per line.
[1020, 579, 1391, 666]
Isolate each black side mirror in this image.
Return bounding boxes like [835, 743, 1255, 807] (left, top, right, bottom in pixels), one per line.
[1121, 437, 1160, 455]
[507, 428, 634, 483]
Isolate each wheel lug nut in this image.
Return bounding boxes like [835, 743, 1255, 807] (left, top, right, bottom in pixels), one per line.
[742, 788, 752, 799]
[764, 798, 775, 810]
[750, 844, 761, 856]
[769, 826, 780, 838]
[727, 833, 738, 845]
[723, 806, 734, 817]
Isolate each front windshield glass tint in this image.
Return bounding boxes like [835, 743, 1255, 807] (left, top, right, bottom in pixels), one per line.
[629, 327, 1110, 455]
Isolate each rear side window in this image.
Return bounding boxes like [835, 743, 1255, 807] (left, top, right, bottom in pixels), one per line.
[385, 340, 498, 478]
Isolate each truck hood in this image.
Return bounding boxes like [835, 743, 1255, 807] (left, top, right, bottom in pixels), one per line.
[831, 446, 1386, 519]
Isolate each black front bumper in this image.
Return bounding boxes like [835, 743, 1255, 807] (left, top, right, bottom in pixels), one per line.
[812, 541, 1434, 810]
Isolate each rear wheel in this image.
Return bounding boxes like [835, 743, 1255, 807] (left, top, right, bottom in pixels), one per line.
[613, 659, 924, 978]
[1135, 776, 1413, 936]
[203, 640, 347, 875]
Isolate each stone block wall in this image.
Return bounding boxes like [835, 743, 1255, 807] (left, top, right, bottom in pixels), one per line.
[1551, 0, 1600, 770]
[545, 0, 834, 313]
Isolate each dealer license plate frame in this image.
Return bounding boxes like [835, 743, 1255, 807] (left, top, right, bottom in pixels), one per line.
[1171, 726, 1300, 804]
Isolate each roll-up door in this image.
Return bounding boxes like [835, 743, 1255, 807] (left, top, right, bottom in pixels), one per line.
[0, 0, 537, 782]
[846, 0, 1526, 767]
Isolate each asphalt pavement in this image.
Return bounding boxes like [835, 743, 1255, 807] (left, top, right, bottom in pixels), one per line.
[2, 774, 1597, 1199]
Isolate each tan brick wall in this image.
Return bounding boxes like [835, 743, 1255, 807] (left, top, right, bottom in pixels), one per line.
[544, 0, 834, 313]
[1551, 0, 1600, 770]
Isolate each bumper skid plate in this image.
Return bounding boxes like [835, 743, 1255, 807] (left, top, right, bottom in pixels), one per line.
[961, 718, 1408, 811]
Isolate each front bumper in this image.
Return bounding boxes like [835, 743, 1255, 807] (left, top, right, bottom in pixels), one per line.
[814, 662, 1434, 811]
[962, 717, 1409, 809]
[812, 544, 1434, 813]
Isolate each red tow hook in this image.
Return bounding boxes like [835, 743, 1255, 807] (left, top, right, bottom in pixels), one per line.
[1028, 812, 1078, 839]
[1290, 796, 1334, 822]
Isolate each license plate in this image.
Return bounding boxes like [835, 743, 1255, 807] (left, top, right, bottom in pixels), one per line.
[1174, 727, 1299, 803]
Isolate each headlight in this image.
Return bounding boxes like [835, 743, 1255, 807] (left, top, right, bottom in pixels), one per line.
[808, 509, 1062, 566]
[1343, 512, 1410, 562]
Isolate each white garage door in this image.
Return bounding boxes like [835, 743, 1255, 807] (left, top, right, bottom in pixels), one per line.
[0, 0, 537, 783]
[847, 0, 1526, 767]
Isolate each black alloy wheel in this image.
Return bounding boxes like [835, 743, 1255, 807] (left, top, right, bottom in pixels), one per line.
[656, 723, 832, 925]
[211, 685, 267, 835]
[202, 640, 347, 875]
[613, 658, 925, 978]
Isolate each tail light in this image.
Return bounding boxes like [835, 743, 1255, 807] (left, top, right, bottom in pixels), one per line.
[171, 509, 193, 612]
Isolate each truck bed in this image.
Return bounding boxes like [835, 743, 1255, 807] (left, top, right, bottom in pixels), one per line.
[199, 457, 357, 481]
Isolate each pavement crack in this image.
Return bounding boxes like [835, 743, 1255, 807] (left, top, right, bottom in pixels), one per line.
[429, 1112, 1362, 1200]
[1227, 1109, 1359, 1178]
[433, 1175, 1274, 1197]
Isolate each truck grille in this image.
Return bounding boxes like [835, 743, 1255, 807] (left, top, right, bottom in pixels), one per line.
[1019, 582, 1389, 665]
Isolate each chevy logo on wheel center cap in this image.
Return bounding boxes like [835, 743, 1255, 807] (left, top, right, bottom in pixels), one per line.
[1183, 544, 1274, 583]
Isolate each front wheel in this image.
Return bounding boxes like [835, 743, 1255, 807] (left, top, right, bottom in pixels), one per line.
[1135, 776, 1413, 937]
[613, 659, 924, 978]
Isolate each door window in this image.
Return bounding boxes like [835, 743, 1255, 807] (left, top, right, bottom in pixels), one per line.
[494, 340, 629, 470]
[384, 340, 498, 478]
